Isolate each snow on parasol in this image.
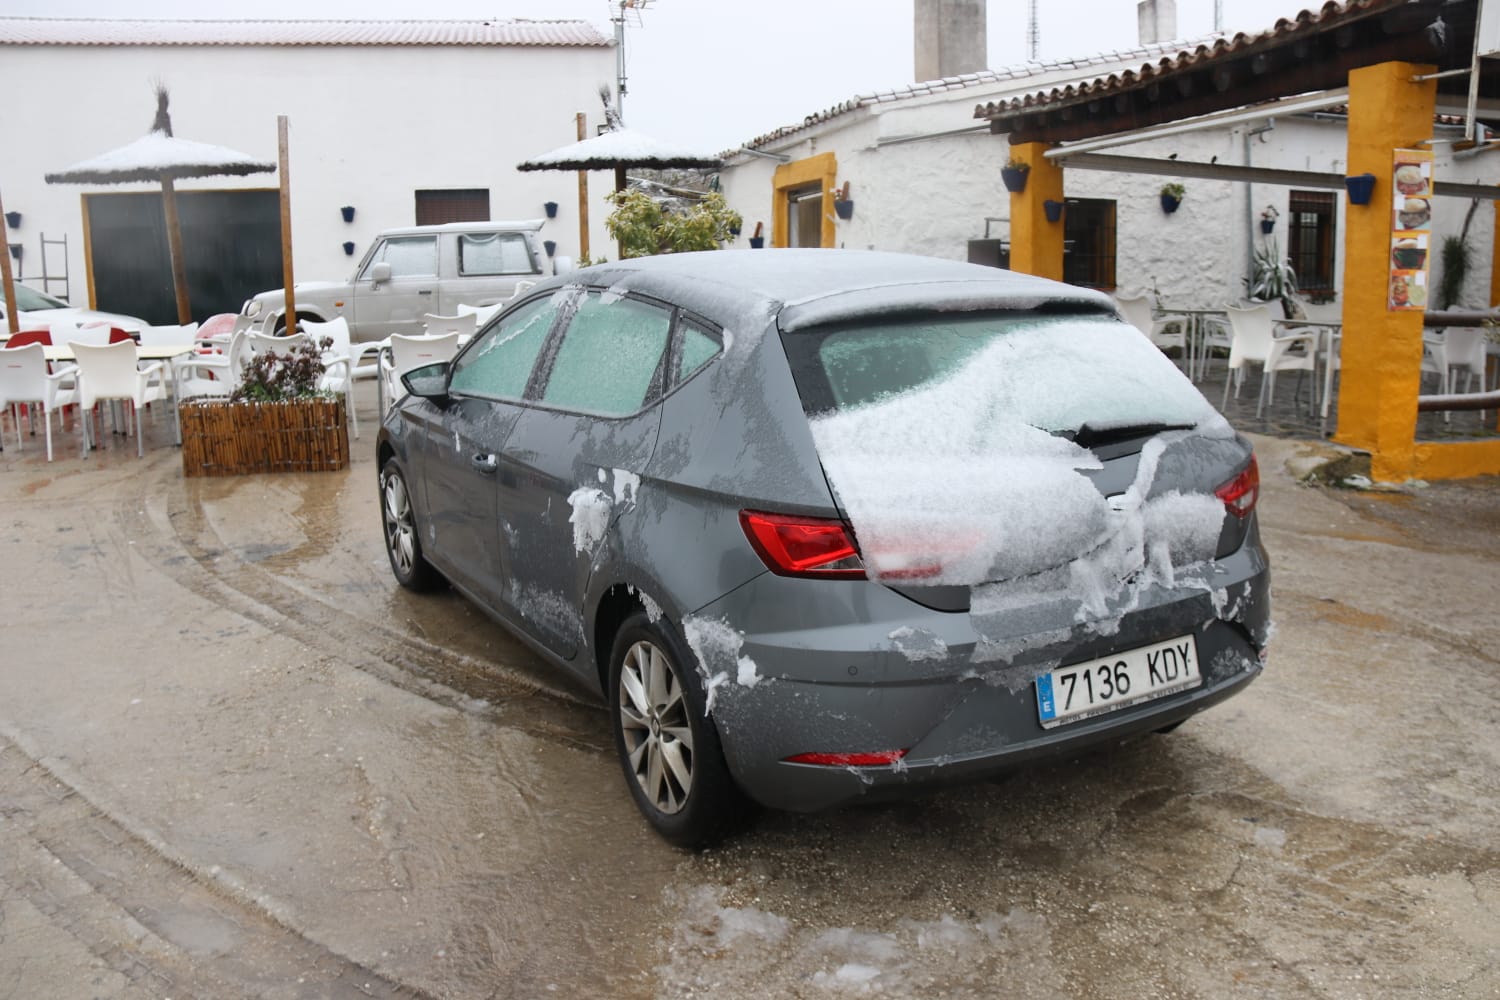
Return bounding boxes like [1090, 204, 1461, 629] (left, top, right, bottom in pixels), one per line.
[516, 128, 723, 180]
[45, 87, 275, 323]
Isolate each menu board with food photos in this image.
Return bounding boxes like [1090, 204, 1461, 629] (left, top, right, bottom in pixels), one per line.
[1389, 149, 1434, 312]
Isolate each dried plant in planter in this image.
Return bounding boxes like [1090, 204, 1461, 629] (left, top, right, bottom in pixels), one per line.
[181, 336, 348, 476]
[231, 336, 334, 402]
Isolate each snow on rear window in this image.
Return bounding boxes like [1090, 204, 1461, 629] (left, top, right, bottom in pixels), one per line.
[803, 314, 1223, 587]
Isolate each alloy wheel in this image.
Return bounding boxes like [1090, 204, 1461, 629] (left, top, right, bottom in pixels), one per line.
[617, 639, 694, 814]
[382, 471, 417, 577]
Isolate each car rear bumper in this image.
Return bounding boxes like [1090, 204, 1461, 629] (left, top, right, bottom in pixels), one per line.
[693, 546, 1270, 813]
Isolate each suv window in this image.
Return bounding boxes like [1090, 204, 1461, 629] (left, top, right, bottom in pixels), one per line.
[540, 292, 671, 416]
[458, 232, 536, 276]
[359, 236, 437, 280]
[449, 295, 560, 400]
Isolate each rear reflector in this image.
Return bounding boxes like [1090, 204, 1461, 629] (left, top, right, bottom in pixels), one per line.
[1215, 455, 1259, 518]
[739, 510, 866, 579]
[784, 749, 908, 767]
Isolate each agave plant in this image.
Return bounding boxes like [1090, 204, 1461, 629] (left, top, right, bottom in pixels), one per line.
[1248, 237, 1299, 315]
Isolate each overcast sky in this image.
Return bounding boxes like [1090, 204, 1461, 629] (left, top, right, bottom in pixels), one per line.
[4, 0, 1289, 151]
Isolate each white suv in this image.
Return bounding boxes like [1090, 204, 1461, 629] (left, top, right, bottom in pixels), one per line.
[242, 220, 556, 343]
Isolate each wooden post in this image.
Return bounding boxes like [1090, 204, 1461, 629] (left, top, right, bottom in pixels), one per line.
[160, 175, 193, 324]
[576, 112, 590, 263]
[615, 165, 627, 260]
[0, 185, 18, 334]
[278, 116, 296, 335]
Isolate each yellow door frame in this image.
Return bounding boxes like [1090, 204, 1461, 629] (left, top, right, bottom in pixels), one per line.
[772, 152, 837, 249]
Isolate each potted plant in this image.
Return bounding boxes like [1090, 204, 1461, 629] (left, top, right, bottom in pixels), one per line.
[179, 336, 350, 476]
[1001, 156, 1030, 193]
[1248, 237, 1300, 317]
[833, 181, 854, 220]
[1260, 204, 1279, 234]
[1160, 182, 1185, 214]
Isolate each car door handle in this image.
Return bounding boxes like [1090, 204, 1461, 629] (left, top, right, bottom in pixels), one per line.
[472, 453, 498, 474]
[418, 289, 433, 295]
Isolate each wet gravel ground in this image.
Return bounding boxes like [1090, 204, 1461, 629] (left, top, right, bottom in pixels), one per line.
[0, 380, 1496, 998]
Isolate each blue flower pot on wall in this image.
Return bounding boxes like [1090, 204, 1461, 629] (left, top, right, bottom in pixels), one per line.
[749, 236, 765, 249]
[1043, 199, 1065, 223]
[834, 199, 854, 220]
[543, 240, 557, 257]
[1344, 173, 1377, 206]
[340, 205, 355, 223]
[4, 211, 20, 229]
[545, 201, 559, 219]
[342, 241, 356, 255]
[1001, 167, 1029, 193]
[1160, 193, 1181, 214]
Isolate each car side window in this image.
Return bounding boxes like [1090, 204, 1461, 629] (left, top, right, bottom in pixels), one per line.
[458, 232, 537, 276]
[540, 292, 671, 416]
[676, 319, 721, 384]
[448, 295, 560, 400]
[359, 236, 437, 280]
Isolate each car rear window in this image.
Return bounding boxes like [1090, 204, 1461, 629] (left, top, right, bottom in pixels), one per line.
[784, 311, 1213, 432]
[781, 311, 1228, 587]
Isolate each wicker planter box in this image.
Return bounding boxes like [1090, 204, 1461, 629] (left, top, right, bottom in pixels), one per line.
[179, 397, 350, 477]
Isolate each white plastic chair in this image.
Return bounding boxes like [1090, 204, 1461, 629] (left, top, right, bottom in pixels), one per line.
[1443, 328, 1490, 395]
[380, 331, 460, 411]
[0, 342, 77, 461]
[509, 279, 538, 300]
[298, 317, 360, 440]
[1114, 294, 1187, 357]
[70, 340, 166, 458]
[1221, 302, 1318, 418]
[421, 312, 478, 339]
[138, 322, 199, 396]
[455, 301, 505, 329]
[303, 315, 376, 380]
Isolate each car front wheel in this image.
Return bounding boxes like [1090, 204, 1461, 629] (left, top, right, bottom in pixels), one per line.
[379, 458, 441, 591]
[608, 611, 746, 848]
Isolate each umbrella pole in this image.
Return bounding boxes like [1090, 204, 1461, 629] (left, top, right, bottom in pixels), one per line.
[278, 116, 295, 335]
[160, 175, 193, 324]
[576, 112, 590, 264]
[0, 185, 18, 334]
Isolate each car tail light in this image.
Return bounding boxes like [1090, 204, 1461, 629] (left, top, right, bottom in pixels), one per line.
[739, 510, 866, 579]
[1215, 455, 1259, 518]
[784, 749, 908, 767]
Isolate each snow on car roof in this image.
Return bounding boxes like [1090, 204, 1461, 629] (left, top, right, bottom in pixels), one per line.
[572, 250, 1115, 332]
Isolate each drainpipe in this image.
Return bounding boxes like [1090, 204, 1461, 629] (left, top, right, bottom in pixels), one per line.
[1244, 118, 1276, 295]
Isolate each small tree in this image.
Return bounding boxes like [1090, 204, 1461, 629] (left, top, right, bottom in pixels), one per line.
[605, 189, 742, 258]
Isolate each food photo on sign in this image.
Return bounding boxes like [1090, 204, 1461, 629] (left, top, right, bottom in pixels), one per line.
[1388, 149, 1435, 312]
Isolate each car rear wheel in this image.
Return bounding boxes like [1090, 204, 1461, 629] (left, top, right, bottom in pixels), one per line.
[608, 612, 746, 848]
[380, 458, 441, 591]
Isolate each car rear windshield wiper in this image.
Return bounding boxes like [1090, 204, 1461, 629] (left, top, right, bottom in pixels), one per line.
[1058, 422, 1196, 448]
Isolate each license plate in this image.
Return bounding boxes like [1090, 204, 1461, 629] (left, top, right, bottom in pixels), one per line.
[1035, 635, 1200, 729]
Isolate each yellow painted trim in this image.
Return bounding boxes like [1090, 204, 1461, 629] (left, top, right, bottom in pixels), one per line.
[772, 152, 837, 249]
[1413, 439, 1500, 479]
[1492, 198, 1500, 306]
[1332, 61, 1436, 482]
[1007, 142, 1064, 281]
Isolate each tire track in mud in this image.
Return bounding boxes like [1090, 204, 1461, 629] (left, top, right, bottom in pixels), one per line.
[0, 734, 427, 999]
[115, 465, 610, 757]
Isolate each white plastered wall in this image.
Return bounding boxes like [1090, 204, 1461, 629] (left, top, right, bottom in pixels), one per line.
[0, 41, 618, 311]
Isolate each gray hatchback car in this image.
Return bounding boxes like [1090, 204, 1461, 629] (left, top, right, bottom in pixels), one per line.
[376, 250, 1270, 847]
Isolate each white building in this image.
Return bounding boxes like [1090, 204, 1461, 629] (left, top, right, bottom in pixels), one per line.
[716, 5, 1497, 313]
[0, 17, 619, 324]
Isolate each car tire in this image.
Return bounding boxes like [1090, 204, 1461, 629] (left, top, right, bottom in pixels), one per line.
[608, 611, 748, 848]
[379, 458, 442, 592]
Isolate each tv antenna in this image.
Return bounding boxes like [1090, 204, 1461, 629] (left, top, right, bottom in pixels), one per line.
[1027, 0, 1040, 60]
[611, 0, 653, 124]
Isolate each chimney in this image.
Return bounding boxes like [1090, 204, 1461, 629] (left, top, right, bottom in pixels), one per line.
[914, 0, 987, 83]
[1137, 0, 1178, 46]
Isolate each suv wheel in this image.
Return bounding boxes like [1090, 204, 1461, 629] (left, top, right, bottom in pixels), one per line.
[379, 458, 441, 591]
[608, 611, 746, 848]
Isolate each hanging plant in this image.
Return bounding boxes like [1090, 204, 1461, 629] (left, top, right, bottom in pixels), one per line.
[1001, 156, 1030, 193]
[1160, 182, 1185, 214]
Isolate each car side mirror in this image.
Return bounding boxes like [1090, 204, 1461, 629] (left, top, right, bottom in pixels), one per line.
[370, 261, 392, 286]
[401, 361, 451, 402]
[553, 255, 576, 275]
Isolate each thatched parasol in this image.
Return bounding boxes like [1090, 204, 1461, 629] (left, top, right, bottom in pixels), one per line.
[518, 124, 721, 262]
[45, 87, 275, 324]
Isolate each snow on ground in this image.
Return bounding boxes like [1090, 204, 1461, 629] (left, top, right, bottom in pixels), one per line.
[655, 885, 1067, 998]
